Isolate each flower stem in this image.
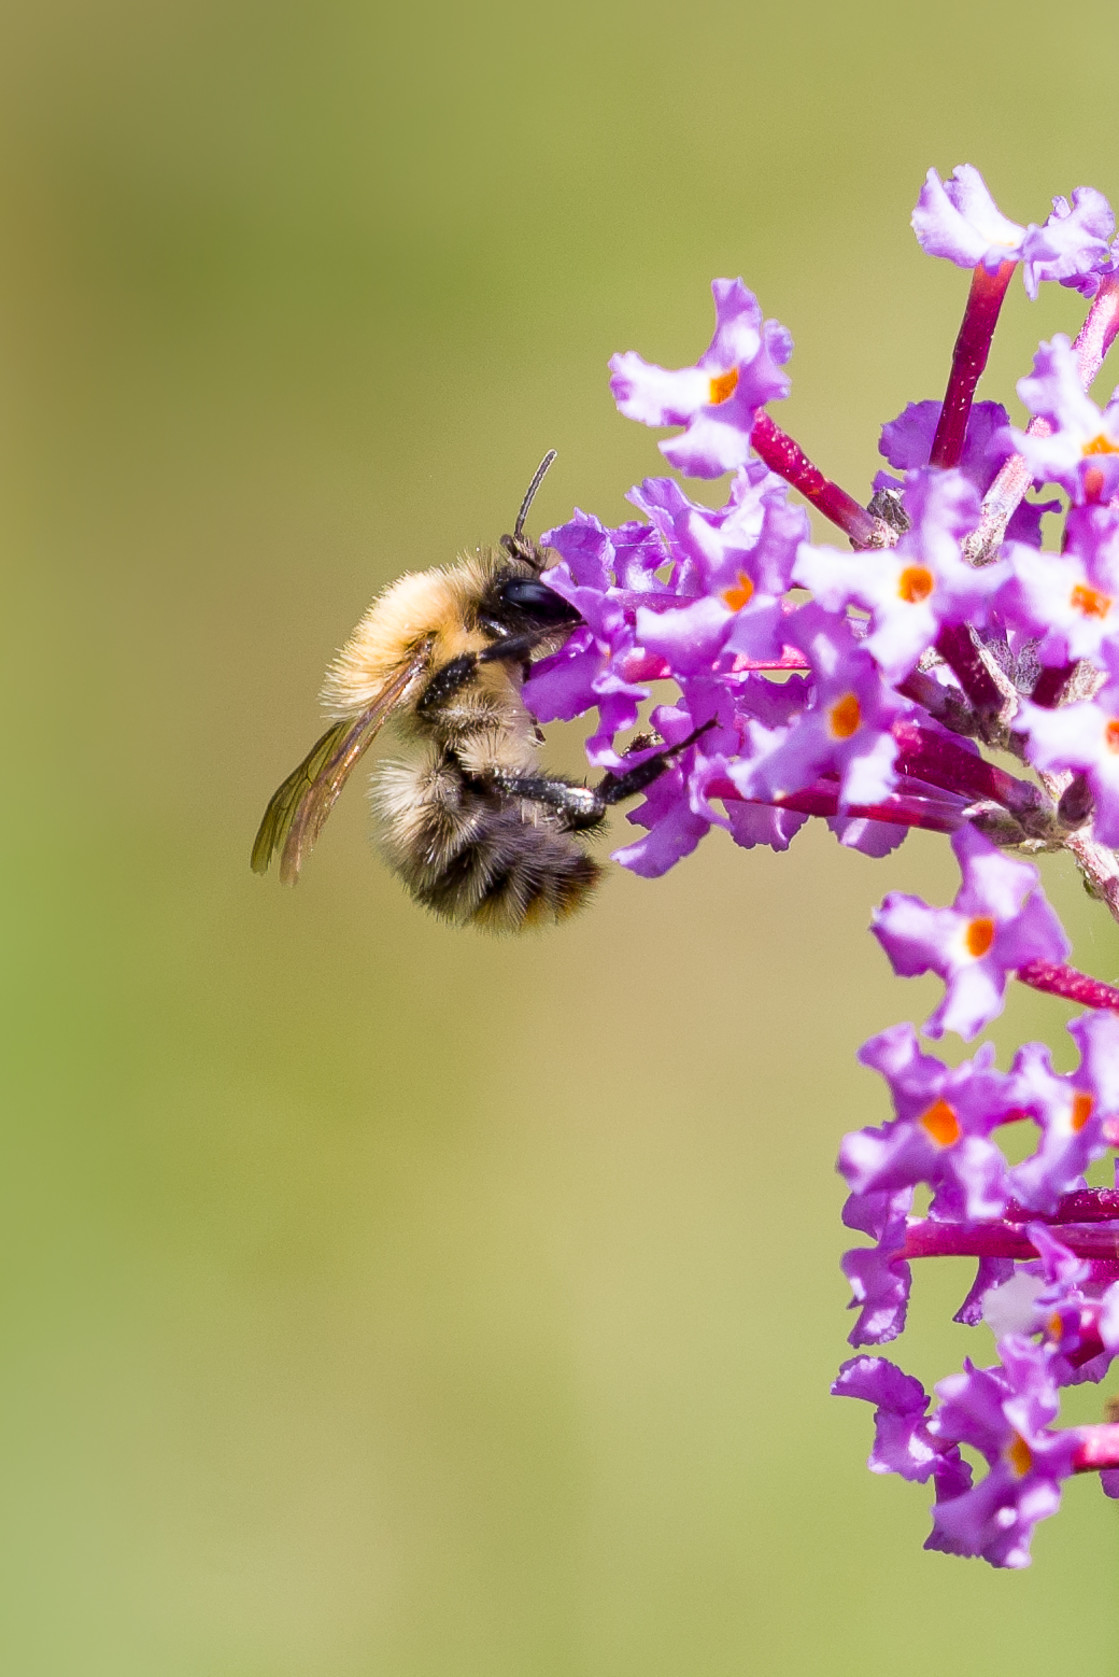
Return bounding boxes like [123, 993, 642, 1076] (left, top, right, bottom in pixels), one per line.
[749, 411, 881, 547]
[932, 625, 1008, 729]
[966, 275, 1119, 564]
[704, 774, 965, 833]
[1072, 1423, 1119, 1474]
[929, 261, 1017, 471]
[890, 718, 1043, 816]
[902, 1218, 1119, 1261]
[1005, 1189, 1119, 1224]
[1015, 958, 1119, 1014]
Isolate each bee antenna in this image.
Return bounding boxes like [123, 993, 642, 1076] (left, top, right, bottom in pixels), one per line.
[501, 450, 558, 569]
[512, 449, 557, 544]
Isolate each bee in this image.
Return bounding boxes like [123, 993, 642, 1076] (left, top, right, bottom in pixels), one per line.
[251, 453, 703, 931]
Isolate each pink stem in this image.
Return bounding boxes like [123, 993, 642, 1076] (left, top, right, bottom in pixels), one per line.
[902, 1218, 1119, 1262]
[702, 774, 965, 834]
[971, 276, 1119, 559]
[932, 625, 1006, 724]
[929, 261, 1017, 471]
[1015, 959, 1119, 1014]
[1004, 1189, 1119, 1224]
[891, 718, 1042, 815]
[618, 648, 809, 683]
[749, 411, 879, 546]
[1072, 1424, 1119, 1474]
[1031, 662, 1077, 709]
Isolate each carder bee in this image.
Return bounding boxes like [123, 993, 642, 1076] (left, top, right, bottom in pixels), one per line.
[252, 454, 704, 930]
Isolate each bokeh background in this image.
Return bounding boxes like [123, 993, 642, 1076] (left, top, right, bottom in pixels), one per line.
[4, 0, 1119, 1670]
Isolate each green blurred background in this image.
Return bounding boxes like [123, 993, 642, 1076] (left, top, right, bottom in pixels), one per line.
[4, 0, 1119, 1670]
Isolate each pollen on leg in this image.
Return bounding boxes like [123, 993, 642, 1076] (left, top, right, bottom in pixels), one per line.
[828, 692, 861, 739]
[708, 367, 739, 405]
[964, 915, 995, 957]
[897, 564, 935, 603]
[919, 1098, 961, 1147]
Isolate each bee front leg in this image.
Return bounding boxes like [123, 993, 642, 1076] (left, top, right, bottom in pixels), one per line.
[593, 721, 717, 807]
[416, 630, 556, 716]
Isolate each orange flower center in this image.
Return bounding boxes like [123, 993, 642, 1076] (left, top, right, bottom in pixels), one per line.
[898, 564, 935, 604]
[1106, 719, 1119, 753]
[1082, 433, 1119, 456]
[708, 368, 739, 405]
[1070, 583, 1112, 618]
[1047, 1312, 1065, 1340]
[964, 916, 995, 957]
[1005, 1434, 1033, 1478]
[828, 692, 861, 739]
[1071, 1091, 1095, 1132]
[722, 571, 755, 611]
[919, 1099, 961, 1148]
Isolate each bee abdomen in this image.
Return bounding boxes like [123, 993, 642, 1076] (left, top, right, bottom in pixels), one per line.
[372, 755, 602, 932]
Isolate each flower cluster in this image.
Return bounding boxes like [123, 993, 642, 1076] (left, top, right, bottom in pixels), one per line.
[528, 163, 1119, 1565]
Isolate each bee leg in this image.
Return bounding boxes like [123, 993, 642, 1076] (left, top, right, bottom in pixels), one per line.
[415, 630, 556, 716]
[480, 721, 716, 831]
[593, 721, 717, 807]
[476, 773, 606, 831]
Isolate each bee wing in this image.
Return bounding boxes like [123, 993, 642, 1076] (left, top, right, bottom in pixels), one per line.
[251, 638, 432, 885]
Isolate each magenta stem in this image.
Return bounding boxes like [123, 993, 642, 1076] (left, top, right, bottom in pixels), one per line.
[932, 624, 1006, 724]
[1072, 1424, 1119, 1474]
[619, 648, 809, 683]
[749, 411, 878, 546]
[1030, 662, 1077, 709]
[902, 1218, 1119, 1262]
[703, 774, 964, 834]
[929, 261, 1017, 471]
[1072, 273, 1119, 388]
[890, 719, 1041, 815]
[1004, 1189, 1119, 1224]
[973, 275, 1119, 558]
[1015, 959, 1119, 1014]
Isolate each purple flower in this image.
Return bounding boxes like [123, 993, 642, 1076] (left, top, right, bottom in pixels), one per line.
[876, 400, 1058, 546]
[727, 605, 904, 809]
[525, 510, 664, 750]
[1003, 1012, 1119, 1213]
[627, 468, 807, 675]
[840, 1186, 913, 1346]
[996, 514, 1119, 667]
[793, 469, 1000, 683]
[1017, 641, 1119, 847]
[1009, 336, 1119, 505]
[1011, 1224, 1119, 1386]
[870, 826, 1070, 1039]
[839, 1024, 1013, 1220]
[913, 166, 1114, 300]
[926, 1338, 1078, 1567]
[1022, 188, 1116, 298]
[609, 279, 793, 478]
[912, 165, 1027, 273]
[833, 1356, 970, 1496]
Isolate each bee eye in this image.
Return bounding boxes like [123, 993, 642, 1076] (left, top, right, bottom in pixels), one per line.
[498, 578, 579, 625]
